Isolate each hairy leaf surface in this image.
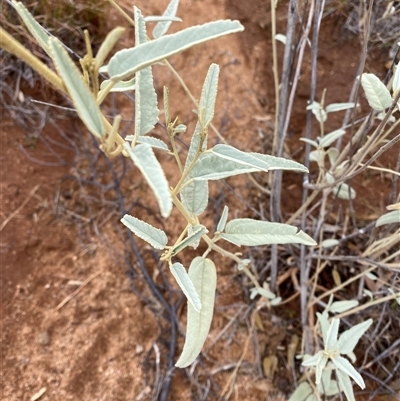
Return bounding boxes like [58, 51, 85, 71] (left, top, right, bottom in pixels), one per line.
[13, 1, 50, 54]
[170, 262, 201, 312]
[221, 219, 317, 246]
[171, 225, 208, 255]
[49, 39, 105, 138]
[360, 73, 393, 111]
[108, 20, 244, 80]
[121, 214, 167, 249]
[124, 143, 172, 217]
[175, 257, 216, 368]
[199, 64, 219, 127]
[134, 7, 159, 136]
[153, 0, 180, 38]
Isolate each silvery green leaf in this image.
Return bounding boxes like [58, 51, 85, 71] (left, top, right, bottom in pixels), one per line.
[164, 86, 171, 125]
[302, 351, 322, 367]
[274, 33, 286, 44]
[109, 20, 244, 81]
[376, 210, 400, 227]
[270, 297, 282, 306]
[393, 62, 400, 93]
[171, 225, 208, 255]
[288, 382, 313, 401]
[326, 318, 340, 350]
[136, 136, 169, 151]
[326, 172, 335, 185]
[250, 287, 276, 300]
[329, 300, 359, 314]
[134, 7, 159, 136]
[363, 289, 373, 300]
[174, 124, 187, 134]
[100, 77, 135, 92]
[309, 150, 324, 163]
[216, 205, 229, 232]
[212, 144, 309, 173]
[360, 73, 393, 111]
[191, 152, 261, 180]
[332, 355, 365, 389]
[153, 0, 180, 39]
[170, 262, 201, 312]
[94, 27, 125, 71]
[376, 112, 396, 122]
[333, 183, 356, 200]
[317, 312, 330, 345]
[320, 369, 340, 396]
[13, 1, 50, 54]
[48, 39, 105, 138]
[299, 138, 319, 148]
[199, 64, 219, 127]
[307, 101, 327, 123]
[347, 351, 357, 364]
[124, 143, 172, 218]
[325, 103, 356, 113]
[337, 319, 373, 356]
[321, 239, 339, 249]
[336, 368, 356, 401]
[319, 129, 346, 148]
[316, 353, 329, 384]
[120, 214, 167, 249]
[187, 225, 201, 249]
[221, 218, 317, 246]
[175, 257, 217, 368]
[181, 122, 208, 216]
[327, 148, 339, 165]
[181, 179, 209, 216]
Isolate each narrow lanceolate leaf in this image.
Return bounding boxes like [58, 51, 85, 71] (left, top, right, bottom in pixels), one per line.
[94, 26, 126, 71]
[181, 122, 209, 216]
[108, 20, 244, 81]
[212, 144, 308, 172]
[333, 183, 356, 200]
[337, 319, 373, 356]
[181, 179, 209, 217]
[120, 214, 167, 249]
[134, 7, 159, 136]
[332, 355, 365, 389]
[360, 73, 393, 111]
[325, 102, 356, 113]
[199, 64, 219, 127]
[13, 1, 50, 54]
[136, 136, 169, 151]
[221, 219, 317, 247]
[376, 210, 400, 227]
[393, 62, 400, 93]
[317, 312, 330, 346]
[216, 205, 229, 232]
[153, 0, 180, 39]
[325, 318, 339, 350]
[319, 129, 346, 148]
[329, 300, 359, 314]
[171, 225, 208, 255]
[100, 77, 135, 92]
[175, 257, 217, 368]
[49, 39, 105, 138]
[170, 262, 201, 312]
[288, 382, 314, 401]
[124, 143, 172, 218]
[191, 152, 261, 180]
[336, 368, 356, 401]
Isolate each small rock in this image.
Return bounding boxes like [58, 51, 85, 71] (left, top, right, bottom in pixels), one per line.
[37, 331, 50, 346]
